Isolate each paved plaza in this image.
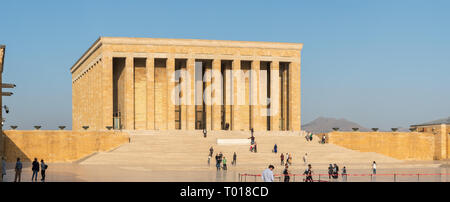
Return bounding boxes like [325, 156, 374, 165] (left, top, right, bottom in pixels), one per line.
[2, 161, 450, 182]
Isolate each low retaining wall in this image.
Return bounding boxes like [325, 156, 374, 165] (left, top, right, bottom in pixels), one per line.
[1, 130, 129, 162]
[326, 131, 448, 160]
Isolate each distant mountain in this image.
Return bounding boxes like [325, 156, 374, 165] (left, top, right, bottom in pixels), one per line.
[302, 117, 370, 133]
[411, 116, 450, 126]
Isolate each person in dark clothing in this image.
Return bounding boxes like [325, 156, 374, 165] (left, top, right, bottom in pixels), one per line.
[305, 164, 313, 182]
[342, 166, 347, 182]
[254, 143, 257, 153]
[249, 128, 255, 145]
[280, 153, 285, 165]
[209, 146, 214, 157]
[333, 164, 339, 179]
[14, 158, 22, 182]
[40, 159, 47, 182]
[283, 165, 290, 182]
[328, 164, 333, 179]
[232, 152, 237, 166]
[215, 154, 220, 171]
[31, 158, 39, 182]
[273, 144, 278, 153]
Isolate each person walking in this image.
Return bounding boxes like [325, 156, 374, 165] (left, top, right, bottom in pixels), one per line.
[14, 158, 22, 182]
[262, 165, 275, 182]
[222, 157, 227, 170]
[254, 143, 257, 153]
[232, 152, 237, 166]
[305, 164, 313, 182]
[209, 146, 214, 157]
[40, 159, 47, 182]
[342, 166, 347, 182]
[303, 153, 308, 165]
[1, 157, 6, 181]
[280, 153, 284, 166]
[285, 153, 289, 164]
[203, 128, 207, 138]
[372, 161, 377, 174]
[31, 158, 39, 182]
[273, 144, 278, 154]
[208, 155, 211, 166]
[283, 165, 290, 182]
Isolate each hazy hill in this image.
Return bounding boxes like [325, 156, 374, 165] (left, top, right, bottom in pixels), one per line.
[302, 117, 370, 133]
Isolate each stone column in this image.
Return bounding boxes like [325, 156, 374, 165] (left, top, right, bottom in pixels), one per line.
[146, 57, 155, 130]
[289, 60, 301, 131]
[251, 60, 263, 131]
[186, 58, 196, 130]
[205, 65, 212, 131]
[270, 61, 281, 131]
[212, 59, 222, 131]
[124, 57, 135, 130]
[232, 59, 241, 130]
[180, 61, 188, 130]
[102, 55, 113, 129]
[167, 57, 176, 130]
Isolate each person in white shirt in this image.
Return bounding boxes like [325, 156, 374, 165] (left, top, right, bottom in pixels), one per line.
[262, 165, 275, 182]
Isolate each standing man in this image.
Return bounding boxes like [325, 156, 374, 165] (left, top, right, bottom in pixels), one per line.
[222, 157, 227, 170]
[342, 166, 347, 182]
[232, 152, 237, 166]
[14, 158, 22, 182]
[1, 157, 6, 181]
[209, 146, 214, 157]
[303, 153, 308, 165]
[262, 165, 275, 182]
[215, 154, 220, 171]
[249, 134, 255, 145]
[31, 158, 39, 182]
[40, 159, 47, 182]
[280, 153, 284, 166]
[372, 161, 377, 174]
[283, 165, 290, 182]
[328, 164, 333, 179]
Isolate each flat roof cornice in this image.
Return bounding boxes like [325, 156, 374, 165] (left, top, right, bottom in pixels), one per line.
[70, 37, 303, 73]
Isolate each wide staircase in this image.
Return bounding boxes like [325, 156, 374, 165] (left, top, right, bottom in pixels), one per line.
[78, 130, 429, 174]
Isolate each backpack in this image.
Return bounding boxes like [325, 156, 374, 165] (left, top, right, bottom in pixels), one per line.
[45, 164, 48, 169]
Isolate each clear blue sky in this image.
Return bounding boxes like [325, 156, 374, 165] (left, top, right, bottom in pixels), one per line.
[1, 0, 449, 130]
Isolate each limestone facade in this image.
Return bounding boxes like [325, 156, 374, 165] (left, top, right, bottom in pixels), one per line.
[71, 37, 302, 131]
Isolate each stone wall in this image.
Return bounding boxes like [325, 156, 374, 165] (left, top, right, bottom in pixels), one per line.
[1, 130, 129, 162]
[326, 131, 449, 160]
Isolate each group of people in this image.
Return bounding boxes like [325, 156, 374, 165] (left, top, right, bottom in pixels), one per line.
[209, 147, 237, 171]
[262, 164, 314, 182]
[305, 132, 314, 142]
[280, 153, 293, 166]
[1, 157, 48, 182]
[248, 129, 257, 153]
[328, 164, 341, 180]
